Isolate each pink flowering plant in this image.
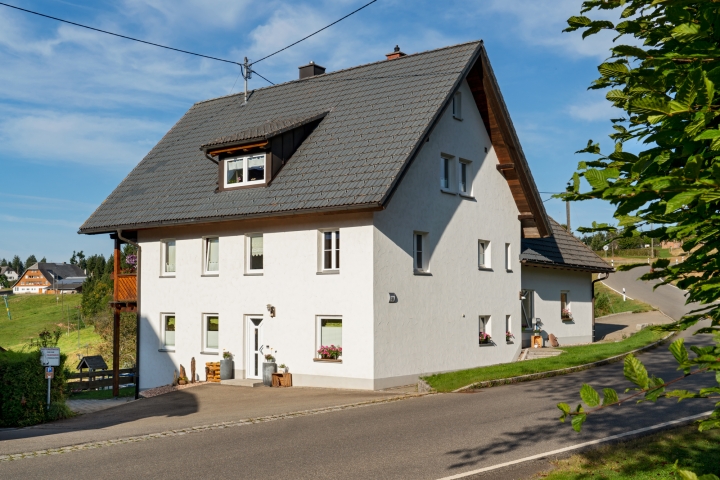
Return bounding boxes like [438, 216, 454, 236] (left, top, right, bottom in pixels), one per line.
[561, 308, 573, 320]
[317, 345, 342, 359]
[506, 331, 515, 342]
[479, 332, 492, 345]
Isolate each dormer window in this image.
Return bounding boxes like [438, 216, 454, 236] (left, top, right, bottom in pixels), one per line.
[225, 154, 266, 188]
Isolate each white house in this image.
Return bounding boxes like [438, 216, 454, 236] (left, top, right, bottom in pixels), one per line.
[12, 262, 86, 294]
[0, 266, 18, 283]
[80, 41, 611, 391]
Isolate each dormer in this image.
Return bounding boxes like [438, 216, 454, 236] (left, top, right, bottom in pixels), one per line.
[201, 111, 328, 192]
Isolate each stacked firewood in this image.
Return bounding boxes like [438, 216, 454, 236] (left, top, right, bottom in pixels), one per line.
[205, 362, 221, 383]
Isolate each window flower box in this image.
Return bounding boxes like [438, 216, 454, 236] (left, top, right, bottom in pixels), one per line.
[561, 309, 573, 322]
[479, 332, 493, 346]
[317, 345, 342, 360]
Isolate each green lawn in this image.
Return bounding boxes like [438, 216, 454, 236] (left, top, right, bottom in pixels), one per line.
[69, 386, 135, 400]
[0, 294, 103, 360]
[423, 328, 667, 392]
[542, 425, 720, 479]
[595, 281, 655, 317]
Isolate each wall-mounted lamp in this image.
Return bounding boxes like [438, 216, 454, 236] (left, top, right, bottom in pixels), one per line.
[266, 304, 276, 318]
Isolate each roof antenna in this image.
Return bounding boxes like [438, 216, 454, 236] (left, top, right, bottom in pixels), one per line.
[243, 57, 252, 105]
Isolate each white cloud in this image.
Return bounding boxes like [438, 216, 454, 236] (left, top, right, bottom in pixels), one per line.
[567, 99, 619, 122]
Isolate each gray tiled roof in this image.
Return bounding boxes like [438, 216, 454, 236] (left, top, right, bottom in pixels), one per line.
[521, 218, 613, 273]
[29, 263, 86, 283]
[79, 41, 483, 233]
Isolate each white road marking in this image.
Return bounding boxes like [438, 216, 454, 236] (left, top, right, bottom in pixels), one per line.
[600, 282, 634, 300]
[435, 411, 713, 480]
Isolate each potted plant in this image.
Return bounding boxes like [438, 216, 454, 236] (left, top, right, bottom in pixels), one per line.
[317, 345, 342, 360]
[561, 309, 573, 321]
[278, 363, 288, 374]
[220, 350, 234, 380]
[479, 332, 492, 345]
[262, 347, 277, 386]
[505, 331, 515, 343]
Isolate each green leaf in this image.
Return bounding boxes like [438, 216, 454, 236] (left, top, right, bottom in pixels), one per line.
[675, 69, 701, 108]
[585, 169, 608, 189]
[624, 354, 649, 389]
[606, 89, 628, 103]
[669, 338, 689, 367]
[629, 96, 669, 115]
[666, 191, 702, 214]
[602, 388, 619, 406]
[671, 23, 706, 43]
[598, 62, 629, 78]
[566, 16, 592, 28]
[611, 45, 648, 58]
[580, 384, 601, 407]
[694, 129, 720, 141]
[572, 172, 580, 193]
[557, 402, 571, 415]
[676, 469, 699, 480]
[571, 413, 587, 432]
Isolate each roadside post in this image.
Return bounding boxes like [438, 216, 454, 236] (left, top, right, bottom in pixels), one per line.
[622, 288, 626, 302]
[2, 295, 10, 320]
[40, 347, 60, 410]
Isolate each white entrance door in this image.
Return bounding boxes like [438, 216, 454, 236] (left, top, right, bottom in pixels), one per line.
[246, 318, 264, 379]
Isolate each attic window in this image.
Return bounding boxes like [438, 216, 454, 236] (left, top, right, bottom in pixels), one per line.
[224, 153, 267, 188]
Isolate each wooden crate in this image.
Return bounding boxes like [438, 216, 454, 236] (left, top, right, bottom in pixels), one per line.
[271, 373, 292, 387]
[205, 362, 221, 383]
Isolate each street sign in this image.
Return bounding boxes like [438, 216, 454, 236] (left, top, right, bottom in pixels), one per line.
[40, 347, 60, 367]
[603, 245, 609, 251]
[45, 367, 54, 379]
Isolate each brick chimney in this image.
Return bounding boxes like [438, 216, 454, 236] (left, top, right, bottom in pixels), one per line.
[385, 45, 406, 60]
[299, 61, 326, 79]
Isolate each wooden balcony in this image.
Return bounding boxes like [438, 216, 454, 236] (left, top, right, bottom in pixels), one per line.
[115, 273, 137, 303]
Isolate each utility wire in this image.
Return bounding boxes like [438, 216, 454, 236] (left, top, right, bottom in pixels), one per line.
[250, 0, 378, 66]
[0, 1, 242, 66]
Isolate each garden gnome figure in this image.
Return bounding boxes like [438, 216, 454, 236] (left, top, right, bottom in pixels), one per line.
[191, 357, 196, 383]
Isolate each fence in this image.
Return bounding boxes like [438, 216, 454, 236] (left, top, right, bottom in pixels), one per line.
[67, 367, 136, 390]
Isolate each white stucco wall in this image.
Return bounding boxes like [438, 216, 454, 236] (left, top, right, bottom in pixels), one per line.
[371, 79, 523, 388]
[521, 265, 593, 346]
[137, 212, 376, 390]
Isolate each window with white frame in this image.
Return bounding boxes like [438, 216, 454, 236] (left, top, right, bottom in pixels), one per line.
[161, 314, 175, 349]
[521, 290, 534, 329]
[440, 156, 454, 190]
[478, 240, 490, 269]
[561, 291, 572, 319]
[479, 316, 491, 344]
[318, 317, 342, 353]
[459, 160, 471, 195]
[505, 315, 511, 342]
[505, 243, 512, 271]
[204, 237, 219, 274]
[322, 230, 340, 270]
[452, 91, 462, 120]
[204, 314, 219, 352]
[224, 154, 266, 188]
[247, 234, 264, 272]
[162, 240, 176, 275]
[414, 232, 428, 272]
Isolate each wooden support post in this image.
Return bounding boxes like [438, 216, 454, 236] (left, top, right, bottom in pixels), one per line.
[113, 235, 121, 397]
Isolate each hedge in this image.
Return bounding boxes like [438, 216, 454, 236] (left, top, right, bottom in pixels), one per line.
[0, 350, 73, 427]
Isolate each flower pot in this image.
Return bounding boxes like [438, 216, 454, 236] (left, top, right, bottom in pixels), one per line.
[220, 359, 234, 380]
[262, 362, 277, 386]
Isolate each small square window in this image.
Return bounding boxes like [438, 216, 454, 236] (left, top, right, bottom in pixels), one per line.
[505, 243, 512, 271]
[478, 240, 490, 269]
[452, 92, 462, 120]
[161, 314, 175, 349]
[414, 232, 428, 272]
[322, 230, 340, 270]
[479, 316, 491, 344]
[162, 240, 176, 275]
[204, 237, 219, 274]
[204, 314, 219, 351]
[247, 234, 264, 273]
[224, 154, 266, 188]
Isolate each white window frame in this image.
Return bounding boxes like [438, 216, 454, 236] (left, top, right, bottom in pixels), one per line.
[521, 290, 534, 330]
[246, 233, 264, 274]
[413, 231, 429, 273]
[505, 243, 512, 271]
[458, 159, 472, 196]
[505, 315, 511, 342]
[452, 91, 462, 120]
[320, 229, 340, 271]
[479, 315, 491, 345]
[440, 154, 455, 192]
[160, 313, 176, 350]
[561, 291, 571, 317]
[316, 316, 342, 360]
[223, 153, 268, 189]
[202, 313, 219, 353]
[203, 237, 219, 275]
[478, 240, 491, 269]
[161, 239, 176, 276]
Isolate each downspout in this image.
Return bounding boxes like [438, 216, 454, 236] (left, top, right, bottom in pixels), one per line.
[204, 153, 218, 164]
[592, 272, 610, 342]
[117, 230, 141, 400]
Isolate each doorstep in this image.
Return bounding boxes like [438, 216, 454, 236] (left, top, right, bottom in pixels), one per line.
[220, 379, 265, 388]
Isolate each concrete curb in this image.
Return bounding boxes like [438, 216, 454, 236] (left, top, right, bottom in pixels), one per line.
[450, 331, 676, 393]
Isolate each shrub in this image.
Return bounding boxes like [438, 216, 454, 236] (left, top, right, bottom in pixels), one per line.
[0, 350, 71, 427]
[594, 293, 612, 317]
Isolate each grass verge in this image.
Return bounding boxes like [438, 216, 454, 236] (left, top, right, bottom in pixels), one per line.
[69, 386, 135, 400]
[541, 425, 720, 479]
[423, 328, 667, 392]
[594, 281, 655, 317]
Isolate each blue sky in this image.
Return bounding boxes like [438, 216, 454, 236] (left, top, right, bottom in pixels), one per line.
[0, 0, 624, 262]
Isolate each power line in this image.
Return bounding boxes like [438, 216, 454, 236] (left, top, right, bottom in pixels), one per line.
[0, 1, 242, 66]
[250, 0, 378, 66]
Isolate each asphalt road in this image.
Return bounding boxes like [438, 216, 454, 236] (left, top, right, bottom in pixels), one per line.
[602, 266, 703, 320]
[1, 324, 714, 480]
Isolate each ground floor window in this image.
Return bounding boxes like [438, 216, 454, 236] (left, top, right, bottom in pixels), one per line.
[521, 290, 534, 329]
[479, 316, 491, 344]
[161, 313, 175, 349]
[561, 291, 572, 320]
[204, 314, 219, 351]
[317, 317, 342, 359]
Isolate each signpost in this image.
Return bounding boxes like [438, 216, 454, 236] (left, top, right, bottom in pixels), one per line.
[2, 295, 10, 320]
[40, 348, 60, 410]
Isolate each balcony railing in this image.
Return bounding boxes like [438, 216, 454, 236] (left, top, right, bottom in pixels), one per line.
[115, 273, 137, 303]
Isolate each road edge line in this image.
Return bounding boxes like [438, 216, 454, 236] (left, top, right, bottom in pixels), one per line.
[600, 281, 635, 300]
[435, 410, 713, 480]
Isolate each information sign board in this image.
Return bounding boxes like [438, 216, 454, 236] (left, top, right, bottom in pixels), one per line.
[40, 348, 60, 367]
[45, 367, 54, 379]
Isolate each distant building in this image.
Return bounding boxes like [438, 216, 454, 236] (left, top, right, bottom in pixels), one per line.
[12, 263, 86, 294]
[0, 266, 18, 283]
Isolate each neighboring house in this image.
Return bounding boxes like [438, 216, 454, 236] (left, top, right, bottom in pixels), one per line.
[80, 40, 595, 391]
[12, 263, 86, 294]
[0, 266, 18, 283]
[520, 219, 614, 346]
